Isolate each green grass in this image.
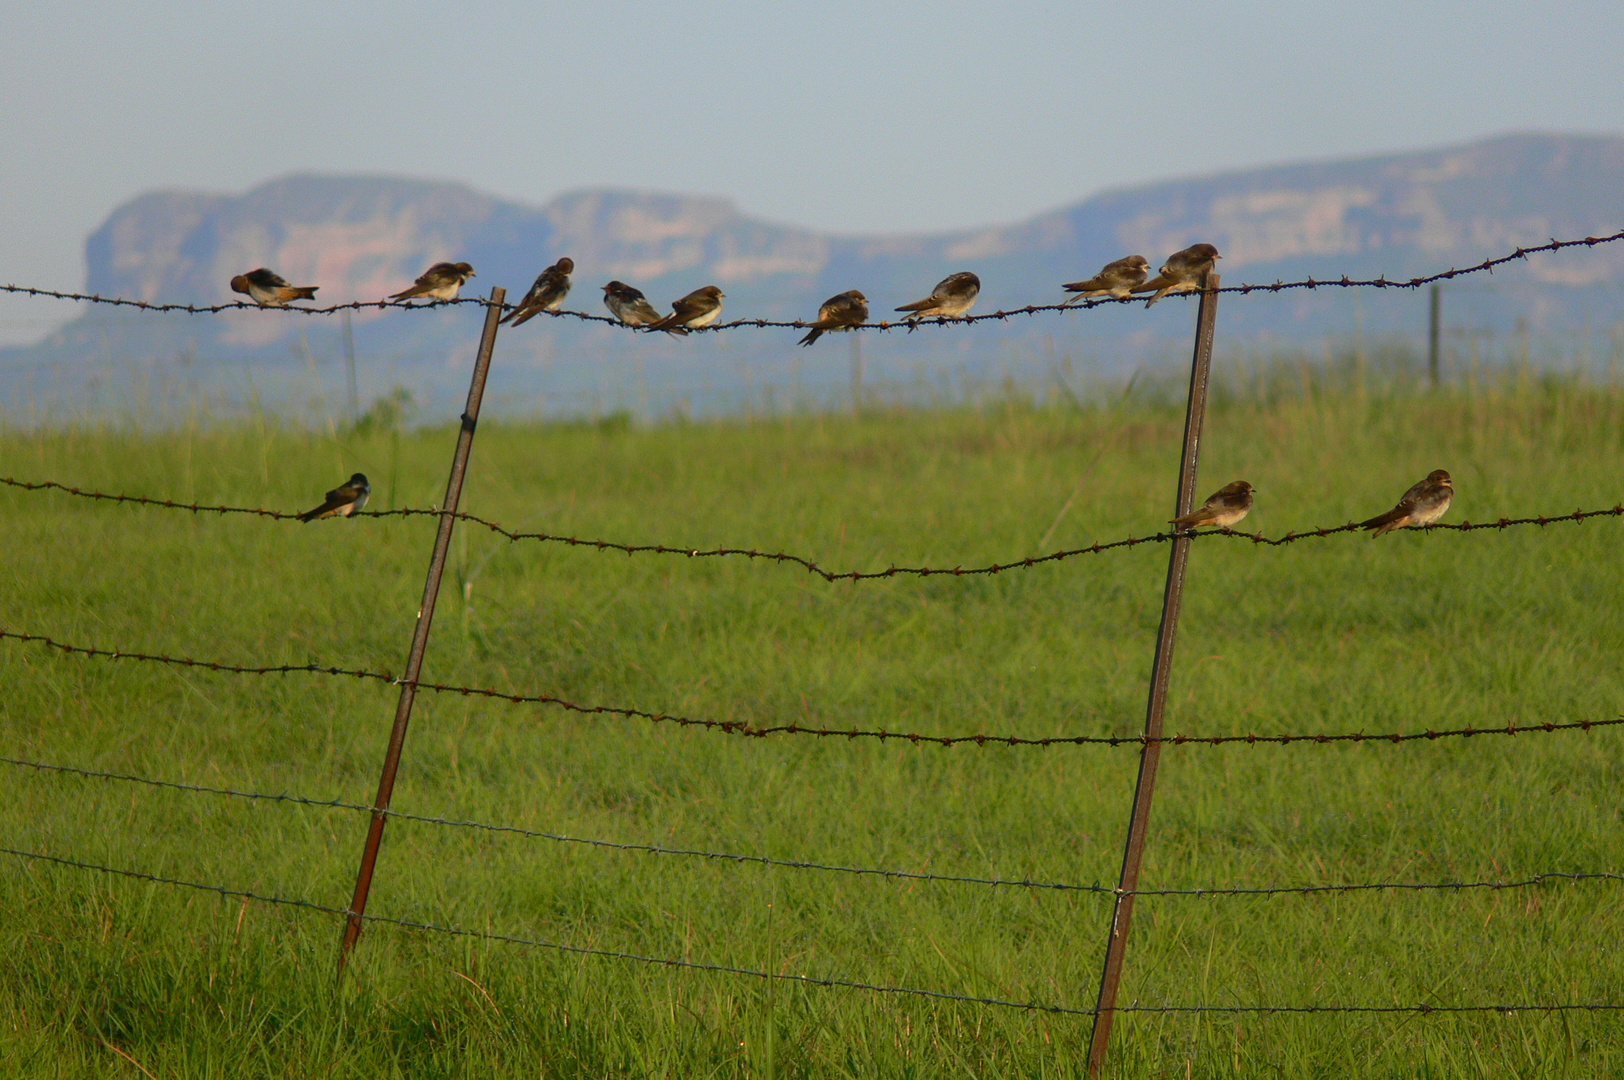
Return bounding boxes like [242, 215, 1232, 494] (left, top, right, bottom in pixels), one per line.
[1, 363, 1622, 1078]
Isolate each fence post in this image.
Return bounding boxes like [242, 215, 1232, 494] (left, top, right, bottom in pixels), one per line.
[337, 287, 507, 974]
[1085, 273, 1220, 1075]
[1428, 284, 1441, 389]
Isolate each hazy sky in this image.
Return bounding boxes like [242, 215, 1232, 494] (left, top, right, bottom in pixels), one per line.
[2, 0, 1622, 344]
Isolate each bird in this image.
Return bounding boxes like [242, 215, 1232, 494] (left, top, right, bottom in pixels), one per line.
[1171, 480, 1255, 531]
[298, 473, 370, 522]
[502, 258, 575, 326]
[1062, 256, 1149, 304]
[895, 272, 980, 321]
[1359, 470, 1454, 537]
[601, 281, 664, 327]
[651, 285, 726, 334]
[1134, 244, 1221, 307]
[229, 268, 318, 307]
[798, 290, 869, 346]
[388, 262, 476, 303]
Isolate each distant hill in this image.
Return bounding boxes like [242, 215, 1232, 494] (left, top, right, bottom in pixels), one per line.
[7, 133, 1622, 419]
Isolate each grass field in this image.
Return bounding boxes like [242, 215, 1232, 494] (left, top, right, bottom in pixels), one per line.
[2, 358, 1622, 1078]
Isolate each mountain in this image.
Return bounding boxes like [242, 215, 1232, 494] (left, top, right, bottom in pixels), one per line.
[7, 133, 1622, 420]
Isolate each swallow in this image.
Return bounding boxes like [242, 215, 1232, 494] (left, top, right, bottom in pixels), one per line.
[298, 473, 370, 522]
[601, 281, 664, 327]
[1133, 244, 1221, 307]
[502, 258, 575, 326]
[798, 290, 869, 346]
[1062, 256, 1149, 304]
[895, 272, 980, 321]
[229, 268, 318, 307]
[1360, 470, 1454, 537]
[651, 285, 726, 334]
[1171, 480, 1255, 531]
[388, 262, 476, 303]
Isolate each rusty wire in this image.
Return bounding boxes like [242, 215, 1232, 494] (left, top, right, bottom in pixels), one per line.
[5, 231, 1621, 330]
[4, 627, 1621, 750]
[5, 477, 1620, 584]
[8, 753, 1622, 900]
[4, 845, 1620, 1017]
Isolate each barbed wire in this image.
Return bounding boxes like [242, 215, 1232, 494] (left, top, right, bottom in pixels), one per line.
[5, 231, 1620, 330]
[5, 627, 1622, 750]
[4, 846, 1619, 1018]
[8, 753, 1621, 901]
[5, 477, 1620, 584]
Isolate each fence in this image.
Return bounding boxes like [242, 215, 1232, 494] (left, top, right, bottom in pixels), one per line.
[3, 235, 1623, 1074]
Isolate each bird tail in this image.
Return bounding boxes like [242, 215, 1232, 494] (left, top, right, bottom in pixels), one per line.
[1360, 510, 1403, 537]
[650, 314, 689, 335]
[291, 286, 318, 301]
[504, 305, 540, 327]
[893, 299, 933, 313]
[798, 328, 823, 347]
[1144, 286, 1173, 308]
[296, 508, 320, 523]
[389, 286, 426, 302]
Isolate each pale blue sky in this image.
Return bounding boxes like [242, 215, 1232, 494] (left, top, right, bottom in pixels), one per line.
[2, 0, 1621, 344]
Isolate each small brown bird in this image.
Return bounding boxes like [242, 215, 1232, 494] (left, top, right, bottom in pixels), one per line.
[1134, 244, 1221, 307]
[1360, 470, 1454, 537]
[651, 285, 726, 334]
[895, 271, 980, 321]
[1171, 480, 1255, 531]
[389, 261, 476, 303]
[798, 290, 869, 346]
[1062, 255, 1149, 304]
[601, 281, 664, 327]
[298, 473, 370, 522]
[502, 257, 574, 326]
[229, 268, 318, 307]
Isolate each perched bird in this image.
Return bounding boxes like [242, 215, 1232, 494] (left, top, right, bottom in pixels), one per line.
[1360, 470, 1454, 537]
[651, 285, 726, 334]
[229, 268, 318, 307]
[298, 473, 370, 523]
[1171, 480, 1255, 531]
[601, 281, 664, 327]
[798, 290, 869, 346]
[1134, 244, 1221, 307]
[895, 271, 980, 321]
[388, 261, 476, 303]
[502, 258, 575, 326]
[1062, 255, 1149, 304]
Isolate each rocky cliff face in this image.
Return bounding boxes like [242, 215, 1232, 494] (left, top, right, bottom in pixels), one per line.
[10, 132, 1622, 416]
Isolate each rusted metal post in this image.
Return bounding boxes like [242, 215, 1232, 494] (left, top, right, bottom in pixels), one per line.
[1428, 284, 1441, 389]
[337, 287, 506, 974]
[1085, 273, 1220, 1075]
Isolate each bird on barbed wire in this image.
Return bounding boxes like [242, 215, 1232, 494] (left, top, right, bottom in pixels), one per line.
[651, 285, 726, 334]
[502, 257, 575, 326]
[600, 280, 664, 327]
[1359, 470, 1453, 537]
[229, 268, 319, 307]
[1134, 244, 1221, 307]
[298, 473, 370, 523]
[895, 271, 980, 322]
[389, 261, 476, 303]
[1061, 255, 1149, 304]
[798, 290, 869, 346]
[1171, 480, 1255, 532]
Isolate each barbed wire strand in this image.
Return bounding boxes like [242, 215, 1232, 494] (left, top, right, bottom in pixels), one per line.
[7, 846, 1620, 1017]
[4, 231, 1620, 329]
[4, 477, 1619, 584]
[7, 754, 1621, 900]
[4, 627, 1621, 750]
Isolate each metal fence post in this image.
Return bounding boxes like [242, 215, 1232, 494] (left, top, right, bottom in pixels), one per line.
[337, 287, 507, 974]
[1086, 273, 1221, 1075]
[1428, 284, 1441, 389]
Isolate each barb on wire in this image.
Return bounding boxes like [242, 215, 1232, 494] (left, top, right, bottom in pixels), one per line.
[10, 754, 1622, 901]
[6, 231, 1622, 330]
[5, 626, 1623, 750]
[5, 476, 1620, 585]
[5, 847, 1621, 1018]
